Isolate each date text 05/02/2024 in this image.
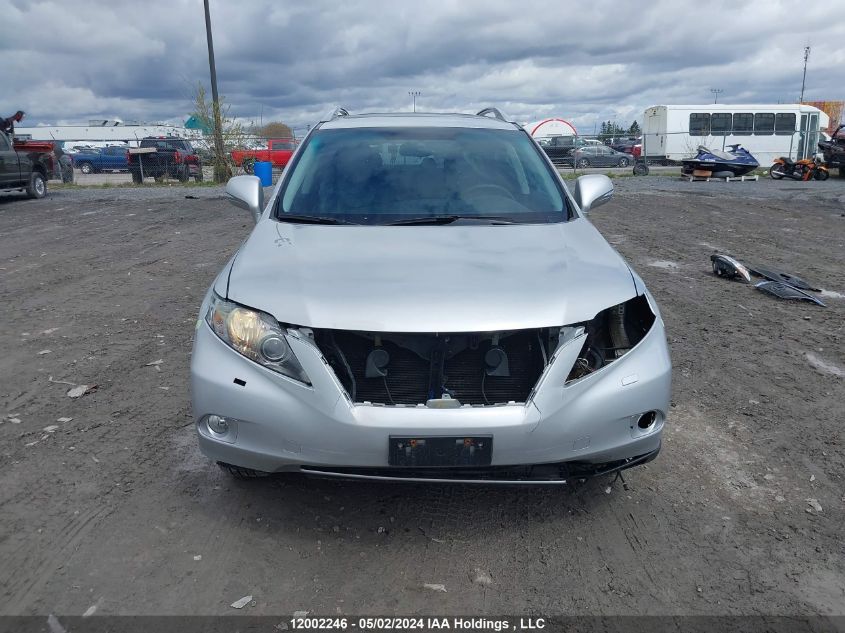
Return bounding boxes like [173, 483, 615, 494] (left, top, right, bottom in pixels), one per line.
[289, 617, 546, 631]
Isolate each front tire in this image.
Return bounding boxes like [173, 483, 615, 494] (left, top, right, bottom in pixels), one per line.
[815, 169, 830, 181]
[769, 164, 785, 179]
[79, 162, 94, 174]
[26, 171, 46, 199]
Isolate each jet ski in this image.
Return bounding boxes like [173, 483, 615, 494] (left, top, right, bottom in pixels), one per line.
[681, 144, 759, 177]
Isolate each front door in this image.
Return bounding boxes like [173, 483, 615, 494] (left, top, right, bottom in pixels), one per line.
[0, 133, 19, 186]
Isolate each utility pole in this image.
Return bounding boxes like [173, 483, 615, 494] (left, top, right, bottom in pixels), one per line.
[710, 88, 723, 104]
[408, 91, 421, 113]
[800, 46, 810, 103]
[203, 0, 230, 182]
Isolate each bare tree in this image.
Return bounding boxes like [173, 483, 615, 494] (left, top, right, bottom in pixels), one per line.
[189, 82, 252, 181]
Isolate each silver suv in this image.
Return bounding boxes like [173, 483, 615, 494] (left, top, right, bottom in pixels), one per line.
[191, 108, 671, 484]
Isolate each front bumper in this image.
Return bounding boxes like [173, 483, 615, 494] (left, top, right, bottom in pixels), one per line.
[191, 314, 671, 481]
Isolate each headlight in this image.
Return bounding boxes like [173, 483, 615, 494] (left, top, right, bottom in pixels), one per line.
[565, 295, 655, 383]
[205, 293, 310, 384]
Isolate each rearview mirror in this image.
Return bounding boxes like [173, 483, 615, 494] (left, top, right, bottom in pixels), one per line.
[573, 174, 613, 214]
[225, 175, 264, 223]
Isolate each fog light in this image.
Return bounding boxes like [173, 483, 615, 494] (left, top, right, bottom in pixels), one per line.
[207, 414, 229, 435]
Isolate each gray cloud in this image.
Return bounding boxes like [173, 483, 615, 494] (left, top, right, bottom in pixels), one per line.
[2, 0, 843, 134]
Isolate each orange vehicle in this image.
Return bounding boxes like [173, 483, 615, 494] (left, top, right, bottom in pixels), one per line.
[231, 138, 296, 173]
[769, 156, 829, 181]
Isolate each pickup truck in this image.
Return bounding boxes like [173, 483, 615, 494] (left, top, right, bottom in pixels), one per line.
[231, 138, 296, 172]
[72, 146, 129, 174]
[0, 132, 53, 198]
[819, 124, 845, 177]
[128, 137, 203, 183]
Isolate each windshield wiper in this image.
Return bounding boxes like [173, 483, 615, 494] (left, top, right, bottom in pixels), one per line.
[277, 214, 358, 225]
[387, 215, 517, 226]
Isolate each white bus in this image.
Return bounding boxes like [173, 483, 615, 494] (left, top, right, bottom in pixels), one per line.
[642, 104, 828, 165]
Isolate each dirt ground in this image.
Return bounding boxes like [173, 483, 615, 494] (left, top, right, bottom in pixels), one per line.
[0, 177, 843, 617]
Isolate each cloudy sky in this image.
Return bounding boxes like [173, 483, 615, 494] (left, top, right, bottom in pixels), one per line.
[3, 0, 844, 135]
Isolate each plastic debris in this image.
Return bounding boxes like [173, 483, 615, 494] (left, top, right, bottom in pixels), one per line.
[43, 425, 59, 433]
[41, 328, 60, 335]
[146, 359, 164, 366]
[230, 595, 253, 609]
[423, 583, 447, 592]
[67, 384, 98, 398]
[293, 611, 309, 617]
[82, 604, 97, 617]
[377, 526, 386, 534]
[806, 498, 823, 513]
[9, 417, 22, 424]
[810, 475, 816, 482]
[710, 254, 751, 282]
[57, 417, 73, 423]
[755, 281, 826, 307]
[38, 349, 52, 355]
[472, 569, 493, 586]
[193, 555, 202, 561]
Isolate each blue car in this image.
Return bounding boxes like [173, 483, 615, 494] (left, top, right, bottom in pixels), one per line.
[72, 146, 129, 174]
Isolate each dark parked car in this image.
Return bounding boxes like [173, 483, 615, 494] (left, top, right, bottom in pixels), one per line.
[818, 124, 845, 178]
[72, 146, 129, 173]
[540, 135, 593, 165]
[128, 137, 202, 183]
[0, 132, 53, 198]
[572, 145, 633, 168]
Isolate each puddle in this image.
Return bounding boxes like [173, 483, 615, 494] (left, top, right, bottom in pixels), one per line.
[648, 260, 679, 270]
[805, 352, 845, 378]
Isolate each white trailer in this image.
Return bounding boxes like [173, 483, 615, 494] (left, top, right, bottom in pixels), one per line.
[642, 104, 828, 165]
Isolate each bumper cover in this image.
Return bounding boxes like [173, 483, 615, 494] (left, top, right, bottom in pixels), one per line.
[191, 309, 671, 479]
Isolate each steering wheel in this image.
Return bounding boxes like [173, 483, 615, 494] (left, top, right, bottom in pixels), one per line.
[464, 183, 515, 200]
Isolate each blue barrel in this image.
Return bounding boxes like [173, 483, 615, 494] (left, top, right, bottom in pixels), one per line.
[253, 161, 273, 187]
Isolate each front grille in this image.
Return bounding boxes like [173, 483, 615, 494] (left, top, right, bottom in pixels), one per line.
[314, 329, 547, 406]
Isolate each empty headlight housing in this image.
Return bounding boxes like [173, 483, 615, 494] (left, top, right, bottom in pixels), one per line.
[566, 295, 656, 383]
[205, 293, 310, 384]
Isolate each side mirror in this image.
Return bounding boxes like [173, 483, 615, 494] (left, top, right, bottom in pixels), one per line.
[573, 174, 613, 214]
[225, 175, 264, 223]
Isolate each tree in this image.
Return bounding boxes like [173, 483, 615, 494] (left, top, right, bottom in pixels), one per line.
[255, 122, 293, 140]
[189, 82, 251, 182]
[628, 120, 641, 136]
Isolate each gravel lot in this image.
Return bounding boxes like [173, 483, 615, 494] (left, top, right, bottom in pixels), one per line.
[1, 177, 843, 617]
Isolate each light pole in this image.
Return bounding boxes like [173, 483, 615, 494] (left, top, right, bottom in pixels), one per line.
[408, 91, 421, 113]
[800, 46, 810, 103]
[203, 0, 229, 182]
[710, 88, 723, 104]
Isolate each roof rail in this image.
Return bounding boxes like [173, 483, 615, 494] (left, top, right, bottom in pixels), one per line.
[476, 107, 509, 122]
[322, 106, 349, 121]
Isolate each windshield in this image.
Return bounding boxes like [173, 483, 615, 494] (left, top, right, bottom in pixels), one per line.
[278, 127, 568, 224]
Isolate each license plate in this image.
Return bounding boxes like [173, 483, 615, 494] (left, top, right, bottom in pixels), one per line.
[389, 436, 492, 467]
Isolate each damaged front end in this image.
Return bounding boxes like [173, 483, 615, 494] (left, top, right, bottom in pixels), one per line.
[309, 295, 656, 407]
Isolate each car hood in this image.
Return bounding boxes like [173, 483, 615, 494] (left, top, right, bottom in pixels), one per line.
[226, 219, 637, 332]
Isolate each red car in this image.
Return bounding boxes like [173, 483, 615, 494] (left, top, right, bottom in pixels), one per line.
[231, 138, 296, 172]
